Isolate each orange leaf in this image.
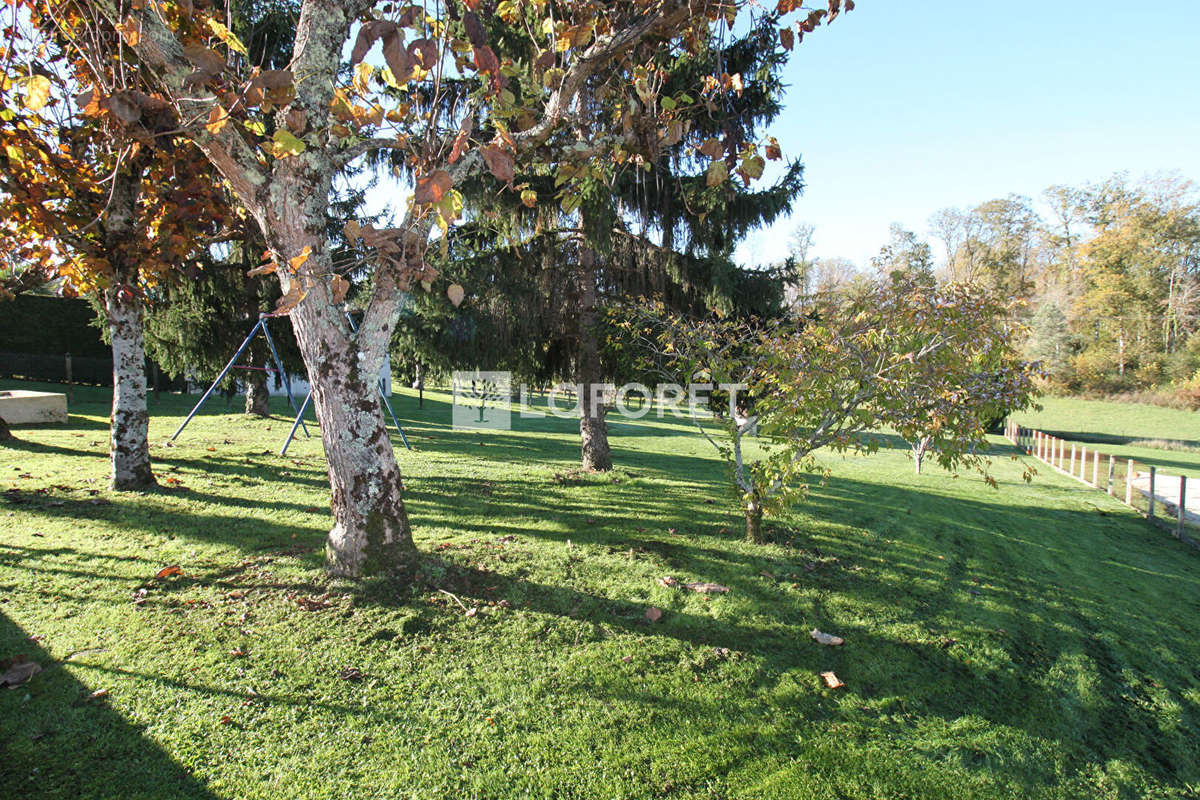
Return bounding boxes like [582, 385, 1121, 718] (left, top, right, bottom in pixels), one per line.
[413, 170, 453, 204]
[820, 670, 846, 689]
[155, 565, 183, 579]
[288, 246, 312, 272]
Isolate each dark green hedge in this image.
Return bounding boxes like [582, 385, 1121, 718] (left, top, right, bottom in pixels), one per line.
[0, 295, 109, 357]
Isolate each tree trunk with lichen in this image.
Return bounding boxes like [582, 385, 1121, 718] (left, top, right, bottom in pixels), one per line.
[289, 294, 414, 576]
[255, 6, 415, 574]
[576, 233, 612, 472]
[105, 162, 155, 492]
[244, 367, 271, 417]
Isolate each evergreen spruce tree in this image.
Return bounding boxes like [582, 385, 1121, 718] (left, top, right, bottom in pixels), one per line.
[393, 15, 804, 470]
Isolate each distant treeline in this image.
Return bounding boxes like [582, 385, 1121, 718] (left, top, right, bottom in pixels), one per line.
[799, 173, 1200, 408]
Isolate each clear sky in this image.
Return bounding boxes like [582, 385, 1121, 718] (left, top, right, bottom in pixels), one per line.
[735, 0, 1200, 269]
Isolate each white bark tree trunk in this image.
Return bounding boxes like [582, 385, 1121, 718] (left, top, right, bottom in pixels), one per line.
[106, 281, 155, 490]
[913, 436, 931, 475]
[104, 159, 155, 491]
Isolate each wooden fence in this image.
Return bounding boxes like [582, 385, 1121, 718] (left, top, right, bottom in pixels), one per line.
[1004, 419, 1197, 548]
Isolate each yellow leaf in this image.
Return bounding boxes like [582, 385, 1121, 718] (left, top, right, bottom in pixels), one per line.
[741, 155, 765, 180]
[447, 283, 465, 307]
[18, 75, 51, 111]
[207, 19, 249, 56]
[116, 16, 141, 46]
[271, 129, 306, 158]
[520, 188, 537, 208]
[353, 62, 373, 95]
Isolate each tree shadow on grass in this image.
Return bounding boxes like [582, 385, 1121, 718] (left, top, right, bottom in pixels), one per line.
[0, 610, 218, 799]
[374, 461, 1200, 793]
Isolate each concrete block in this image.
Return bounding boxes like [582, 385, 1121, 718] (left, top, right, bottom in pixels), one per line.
[0, 390, 68, 425]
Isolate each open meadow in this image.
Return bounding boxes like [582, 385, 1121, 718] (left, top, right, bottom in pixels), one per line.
[1012, 397, 1200, 473]
[3, 382, 1199, 799]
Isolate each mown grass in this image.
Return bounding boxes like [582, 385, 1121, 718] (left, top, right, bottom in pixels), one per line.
[2, 380, 1200, 799]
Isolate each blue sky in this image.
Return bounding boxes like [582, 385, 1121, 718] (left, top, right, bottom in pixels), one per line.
[736, 0, 1200, 268]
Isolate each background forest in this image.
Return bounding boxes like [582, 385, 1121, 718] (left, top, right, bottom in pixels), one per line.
[793, 173, 1200, 405]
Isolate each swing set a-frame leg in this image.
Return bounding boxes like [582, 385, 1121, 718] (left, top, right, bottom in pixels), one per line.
[259, 315, 309, 438]
[171, 319, 263, 441]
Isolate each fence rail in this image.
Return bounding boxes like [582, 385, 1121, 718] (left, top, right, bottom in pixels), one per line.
[1004, 419, 1197, 549]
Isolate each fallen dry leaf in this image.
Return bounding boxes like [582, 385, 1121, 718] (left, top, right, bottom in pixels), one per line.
[465, 607, 478, 618]
[87, 688, 109, 701]
[155, 565, 183, 580]
[339, 667, 364, 682]
[820, 671, 846, 689]
[1, 660, 41, 688]
[294, 595, 332, 611]
[657, 576, 679, 588]
[621, 655, 633, 663]
[810, 629, 845, 646]
[685, 582, 729, 594]
[644, 607, 663, 623]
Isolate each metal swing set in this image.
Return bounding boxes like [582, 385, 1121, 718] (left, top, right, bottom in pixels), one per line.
[170, 313, 410, 455]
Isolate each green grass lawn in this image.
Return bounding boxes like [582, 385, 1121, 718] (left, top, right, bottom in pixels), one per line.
[3, 380, 1200, 799]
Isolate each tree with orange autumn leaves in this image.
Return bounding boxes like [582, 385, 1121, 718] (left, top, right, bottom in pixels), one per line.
[0, 0, 231, 487]
[16, 0, 854, 576]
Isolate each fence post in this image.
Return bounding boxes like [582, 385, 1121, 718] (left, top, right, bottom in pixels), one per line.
[1107, 454, 1115, 495]
[65, 352, 73, 401]
[1093, 450, 1100, 487]
[1126, 459, 1135, 505]
[1178, 476, 1187, 540]
[1148, 466, 1156, 521]
[1079, 446, 1086, 479]
[1037, 431, 1043, 460]
[1070, 443, 1076, 476]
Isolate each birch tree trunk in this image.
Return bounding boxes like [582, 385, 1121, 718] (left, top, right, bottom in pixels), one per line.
[913, 436, 931, 474]
[105, 280, 155, 490]
[201, 0, 414, 576]
[105, 162, 155, 491]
